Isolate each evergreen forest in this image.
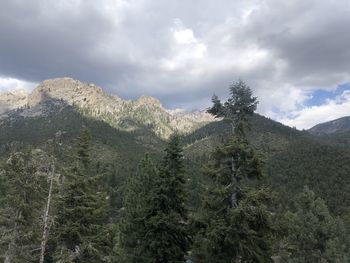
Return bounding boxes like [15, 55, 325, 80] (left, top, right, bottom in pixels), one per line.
[0, 81, 349, 262]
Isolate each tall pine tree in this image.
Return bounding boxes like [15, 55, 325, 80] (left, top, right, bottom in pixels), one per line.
[193, 80, 274, 262]
[117, 153, 159, 262]
[119, 135, 190, 263]
[145, 135, 190, 263]
[53, 127, 110, 262]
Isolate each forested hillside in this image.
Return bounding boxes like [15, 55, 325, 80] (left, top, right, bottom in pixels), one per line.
[184, 114, 350, 216]
[0, 80, 349, 262]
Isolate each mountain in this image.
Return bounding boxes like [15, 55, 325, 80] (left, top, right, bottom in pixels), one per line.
[182, 115, 350, 217]
[1, 78, 350, 261]
[0, 76, 215, 180]
[308, 116, 350, 135]
[1, 77, 350, 222]
[0, 77, 214, 138]
[0, 98, 167, 177]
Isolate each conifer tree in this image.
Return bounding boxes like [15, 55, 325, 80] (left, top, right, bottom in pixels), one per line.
[278, 186, 348, 262]
[54, 127, 110, 262]
[145, 135, 190, 263]
[193, 80, 274, 262]
[119, 136, 190, 263]
[208, 79, 258, 136]
[0, 151, 46, 262]
[207, 80, 259, 206]
[118, 153, 159, 262]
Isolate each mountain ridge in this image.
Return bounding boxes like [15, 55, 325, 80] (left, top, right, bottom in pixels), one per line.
[0, 77, 214, 138]
[4, 77, 350, 138]
[308, 116, 350, 135]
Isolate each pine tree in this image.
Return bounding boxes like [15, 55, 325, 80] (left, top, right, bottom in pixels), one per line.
[145, 135, 190, 263]
[53, 127, 110, 262]
[119, 136, 190, 263]
[193, 80, 274, 262]
[0, 151, 47, 262]
[278, 186, 348, 263]
[193, 137, 274, 262]
[208, 79, 258, 136]
[117, 153, 159, 262]
[207, 80, 259, 207]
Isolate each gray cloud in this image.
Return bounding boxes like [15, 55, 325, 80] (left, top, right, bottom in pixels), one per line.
[1, 0, 350, 119]
[246, 0, 350, 87]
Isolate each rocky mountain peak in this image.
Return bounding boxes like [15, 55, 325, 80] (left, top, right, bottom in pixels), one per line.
[168, 109, 215, 123]
[28, 77, 110, 107]
[1, 77, 215, 138]
[136, 95, 162, 107]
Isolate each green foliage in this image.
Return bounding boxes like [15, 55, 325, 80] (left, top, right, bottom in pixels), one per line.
[208, 80, 258, 136]
[118, 153, 159, 262]
[0, 150, 48, 262]
[192, 136, 274, 262]
[119, 135, 190, 263]
[193, 82, 274, 262]
[183, 113, 350, 246]
[146, 135, 190, 263]
[0, 101, 165, 174]
[75, 126, 91, 170]
[277, 186, 348, 262]
[54, 128, 111, 262]
[1, 83, 350, 262]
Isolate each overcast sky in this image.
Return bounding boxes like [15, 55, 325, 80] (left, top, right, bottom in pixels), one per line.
[1, 0, 350, 129]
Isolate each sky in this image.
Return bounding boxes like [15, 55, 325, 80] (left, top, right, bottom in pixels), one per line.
[0, 0, 350, 129]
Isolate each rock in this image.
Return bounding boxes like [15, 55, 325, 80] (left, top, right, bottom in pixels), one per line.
[1, 77, 215, 138]
[28, 77, 109, 107]
[136, 95, 162, 107]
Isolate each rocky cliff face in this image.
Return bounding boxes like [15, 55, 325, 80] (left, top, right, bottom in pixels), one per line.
[28, 78, 120, 108]
[1, 77, 214, 138]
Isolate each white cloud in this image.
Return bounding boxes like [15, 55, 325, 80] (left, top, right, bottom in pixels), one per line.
[278, 91, 350, 129]
[174, 29, 197, 44]
[1, 0, 350, 125]
[160, 20, 207, 71]
[0, 77, 36, 93]
[256, 83, 311, 116]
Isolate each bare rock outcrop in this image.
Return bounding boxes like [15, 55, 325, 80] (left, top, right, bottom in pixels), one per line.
[2, 77, 215, 138]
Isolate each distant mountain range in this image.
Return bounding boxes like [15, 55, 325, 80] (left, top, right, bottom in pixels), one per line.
[1, 77, 350, 222]
[2, 77, 350, 138]
[0, 77, 214, 138]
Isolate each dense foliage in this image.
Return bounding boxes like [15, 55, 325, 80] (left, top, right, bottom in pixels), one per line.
[0, 81, 349, 262]
[277, 186, 348, 262]
[53, 127, 111, 262]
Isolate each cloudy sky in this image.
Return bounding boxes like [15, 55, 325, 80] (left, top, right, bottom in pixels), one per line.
[1, 0, 350, 129]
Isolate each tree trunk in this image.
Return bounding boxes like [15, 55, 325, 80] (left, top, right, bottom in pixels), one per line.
[39, 163, 55, 263]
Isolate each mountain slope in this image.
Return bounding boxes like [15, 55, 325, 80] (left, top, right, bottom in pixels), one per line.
[183, 115, 350, 217]
[0, 77, 213, 138]
[309, 116, 350, 135]
[1, 77, 350, 224]
[0, 99, 165, 174]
